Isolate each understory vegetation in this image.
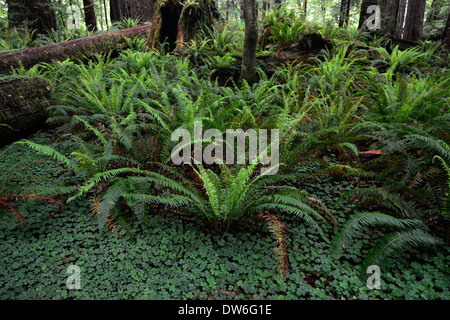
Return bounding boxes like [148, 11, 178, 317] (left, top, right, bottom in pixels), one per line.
[0, 5, 449, 300]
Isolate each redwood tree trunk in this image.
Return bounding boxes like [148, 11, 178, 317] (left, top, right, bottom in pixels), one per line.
[379, 0, 402, 36]
[358, 0, 378, 29]
[403, 0, 426, 42]
[239, 0, 258, 85]
[110, 0, 155, 23]
[83, 0, 98, 32]
[393, 0, 407, 39]
[6, 0, 57, 34]
[147, 0, 217, 51]
[110, 0, 130, 22]
[0, 78, 51, 147]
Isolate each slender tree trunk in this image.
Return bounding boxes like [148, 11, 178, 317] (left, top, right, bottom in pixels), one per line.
[69, 0, 77, 28]
[339, 0, 351, 27]
[239, 0, 258, 85]
[403, 0, 426, 42]
[103, 0, 109, 29]
[83, 0, 98, 32]
[444, 11, 450, 48]
[427, 0, 443, 23]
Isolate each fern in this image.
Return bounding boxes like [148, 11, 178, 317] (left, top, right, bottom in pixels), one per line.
[330, 211, 424, 255]
[330, 212, 441, 277]
[362, 229, 442, 273]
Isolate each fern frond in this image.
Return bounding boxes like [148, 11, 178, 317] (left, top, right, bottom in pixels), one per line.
[362, 229, 442, 273]
[330, 211, 424, 256]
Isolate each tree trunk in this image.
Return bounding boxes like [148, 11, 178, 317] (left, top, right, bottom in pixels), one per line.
[339, 0, 351, 27]
[239, 0, 258, 85]
[358, 0, 378, 29]
[444, 11, 450, 48]
[110, 0, 155, 23]
[393, 0, 407, 39]
[403, 0, 426, 42]
[6, 0, 57, 34]
[147, 0, 217, 51]
[0, 25, 152, 74]
[129, 0, 155, 23]
[378, 0, 401, 36]
[83, 0, 98, 32]
[0, 78, 51, 147]
[426, 0, 443, 23]
[110, 0, 130, 22]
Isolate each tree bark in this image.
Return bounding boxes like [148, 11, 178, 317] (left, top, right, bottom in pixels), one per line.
[358, 0, 378, 29]
[83, 0, 98, 32]
[6, 0, 57, 34]
[339, 0, 351, 27]
[378, 0, 401, 36]
[426, 0, 444, 23]
[239, 0, 258, 85]
[403, 0, 426, 42]
[147, 0, 217, 51]
[0, 25, 152, 74]
[110, 0, 155, 23]
[0, 78, 51, 147]
[444, 11, 450, 48]
[393, 0, 407, 39]
[110, 0, 130, 22]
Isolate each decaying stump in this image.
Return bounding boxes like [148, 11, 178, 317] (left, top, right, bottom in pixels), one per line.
[0, 25, 152, 74]
[147, 0, 220, 51]
[0, 78, 51, 147]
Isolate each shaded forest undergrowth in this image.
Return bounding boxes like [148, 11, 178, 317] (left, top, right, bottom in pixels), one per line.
[0, 8, 449, 300]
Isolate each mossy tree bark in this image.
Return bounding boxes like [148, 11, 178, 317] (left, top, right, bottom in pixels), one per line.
[0, 78, 51, 147]
[0, 25, 152, 74]
[147, 0, 219, 51]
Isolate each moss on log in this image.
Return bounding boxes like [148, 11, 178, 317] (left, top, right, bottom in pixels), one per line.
[0, 25, 152, 75]
[0, 78, 51, 147]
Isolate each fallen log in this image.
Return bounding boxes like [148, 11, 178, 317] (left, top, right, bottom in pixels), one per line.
[0, 24, 152, 74]
[0, 78, 51, 147]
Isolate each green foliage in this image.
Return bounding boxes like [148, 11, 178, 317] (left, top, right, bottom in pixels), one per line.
[1, 6, 449, 300]
[330, 211, 441, 275]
